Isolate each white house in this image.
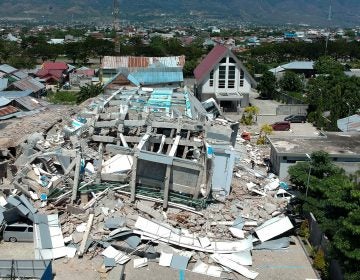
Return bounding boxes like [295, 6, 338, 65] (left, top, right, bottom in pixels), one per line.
[194, 45, 256, 112]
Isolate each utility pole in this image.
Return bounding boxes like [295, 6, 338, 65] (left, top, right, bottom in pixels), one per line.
[113, 0, 121, 54]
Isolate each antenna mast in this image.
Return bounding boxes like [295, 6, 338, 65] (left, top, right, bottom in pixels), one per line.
[113, 0, 120, 31]
[113, 0, 121, 53]
[325, 0, 332, 55]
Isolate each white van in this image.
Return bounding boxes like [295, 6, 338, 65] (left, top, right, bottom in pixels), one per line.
[3, 223, 34, 242]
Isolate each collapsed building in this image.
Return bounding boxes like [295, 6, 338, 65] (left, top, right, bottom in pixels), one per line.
[3, 85, 239, 211]
[0, 57, 303, 280]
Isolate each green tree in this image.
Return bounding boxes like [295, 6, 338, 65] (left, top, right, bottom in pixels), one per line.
[64, 42, 84, 64]
[257, 71, 277, 99]
[288, 152, 360, 279]
[279, 71, 303, 92]
[93, 39, 115, 63]
[314, 56, 344, 75]
[76, 83, 103, 104]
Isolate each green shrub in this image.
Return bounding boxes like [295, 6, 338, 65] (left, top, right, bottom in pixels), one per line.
[47, 91, 77, 105]
[313, 248, 329, 279]
[299, 220, 310, 239]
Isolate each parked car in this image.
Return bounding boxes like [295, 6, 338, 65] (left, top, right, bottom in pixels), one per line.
[3, 223, 33, 242]
[271, 121, 290, 131]
[284, 115, 306, 123]
[274, 189, 295, 201]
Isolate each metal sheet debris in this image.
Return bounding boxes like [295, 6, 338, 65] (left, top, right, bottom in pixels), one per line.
[170, 255, 190, 271]
[133, 258, 148, 268]
[102, 246, 131, 265]
[134, 216, 253, 253]
[255, 216, 293, 242]
[211, 253, 259, 279]
[192, 260, 222, 277]
[253, 237, 291, 250]
[159, 252, 173, 267]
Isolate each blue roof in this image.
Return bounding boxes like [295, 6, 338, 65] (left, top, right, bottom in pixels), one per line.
[337, 114, 360, 132]
[0, 78, 8, 91]
[0, 64, 17, 74]
[128, 68, 183, 86]
[0, 90, 32, 99]
[0, 96, 11, 107]
[284, 32, 297, 38]
[281, 61, 314, 70]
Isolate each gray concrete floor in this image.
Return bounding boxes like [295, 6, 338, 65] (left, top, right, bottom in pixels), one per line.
[0, 238, 318, 280]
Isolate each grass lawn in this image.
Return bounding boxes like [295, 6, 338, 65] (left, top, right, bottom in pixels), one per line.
[47, 91, 78, 105]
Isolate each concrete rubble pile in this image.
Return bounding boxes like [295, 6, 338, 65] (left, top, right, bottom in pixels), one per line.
[0, 86, 296, 279]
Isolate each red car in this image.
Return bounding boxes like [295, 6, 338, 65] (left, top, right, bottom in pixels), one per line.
[271, 121, 290, 131]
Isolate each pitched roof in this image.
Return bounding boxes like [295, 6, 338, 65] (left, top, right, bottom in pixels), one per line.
[127, 67, 183, 86]
[36, 69, 64, 81]
[102, 55, 186, 69]
[12, 70, 28, 79]
[74, 69, 95, 77]
[0, 96, 11, 107]
[42, 62, 68, 71]
[0, 105, 18, 117]
[194, 45, 257, 87]
[280, 61, 314, 70]
[0, 90, 32, 99]
[0, 64, 17, 74]
[337, 114, 360, 132]
[194, 45, 228, 81]
[14, 96, 43, 111]
[12, 77, 45, 93]
[0, 78, 8, 91]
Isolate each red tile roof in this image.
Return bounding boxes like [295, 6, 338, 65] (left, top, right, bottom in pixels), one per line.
[194, 45, 228, 82]
[42, 62, 68, 71]
[36, 69, 64, 81]
[0, 105, 18, 117]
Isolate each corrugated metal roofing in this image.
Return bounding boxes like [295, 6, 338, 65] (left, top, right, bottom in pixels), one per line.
[127, 67, 183, 86]
[0, 78, 8, 91]
[0, 90, 32, 99]
[0, 105, 18, 117]
[12, 77, 45, 93]
[281, 61, 314, 70]
[12, 70, 28, 79]
[36, 69, 64, 81]
[194, 45, 228, 81]
[0, 64, 17, 74]
[74, 69, 95, 76]
[15, 96, 42, 111]
[0, 97, 11, 107]
[337, 114, 360, 132]
[102, 55, 186, 69]
[42, 61, 68, 70]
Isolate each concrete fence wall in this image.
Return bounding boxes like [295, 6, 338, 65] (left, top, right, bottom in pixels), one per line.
[276, 104, 309, 115]
[305, 212, 344, 280]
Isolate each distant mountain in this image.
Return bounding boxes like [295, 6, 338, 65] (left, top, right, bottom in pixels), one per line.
[1, 0, 359, 26]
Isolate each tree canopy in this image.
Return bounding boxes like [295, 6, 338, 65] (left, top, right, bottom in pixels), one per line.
[288, 151, 360, 279]
[279, 71, 304, 92]
[257, 72, 277, 99]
